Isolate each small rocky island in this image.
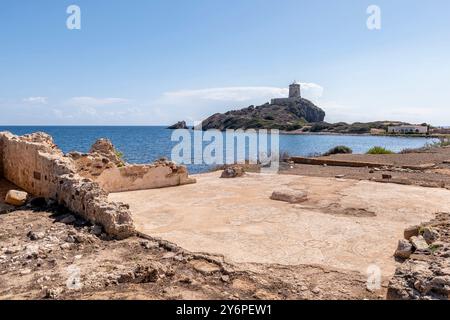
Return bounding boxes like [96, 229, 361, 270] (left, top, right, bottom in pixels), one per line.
[201, 82, 326, 131]
[168, 82, 429, 135]
[167, 121, 188, 130]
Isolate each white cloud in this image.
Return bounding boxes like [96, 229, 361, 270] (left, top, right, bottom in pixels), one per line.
[149, 84, 324, 125]
[162, 83, 324, 103]
[44, 97, 137, 124]
[66, 97, 130, 107]
[23, 96, 48, 104]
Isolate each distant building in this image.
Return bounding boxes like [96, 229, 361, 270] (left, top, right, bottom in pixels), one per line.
[370, 128, 386, 135]
[271, 82, 302, 105]
[387, 125, 428, 134]
[430, 126, 450, 134]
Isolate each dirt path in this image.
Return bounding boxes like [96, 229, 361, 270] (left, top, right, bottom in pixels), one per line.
[0, 209, 382, 300]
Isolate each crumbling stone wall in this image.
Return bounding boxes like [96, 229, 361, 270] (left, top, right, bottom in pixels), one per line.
[0, 134, 4, 177]
[69, 139, 196, 193]
[89, 162, 196, 193]
[388, 212, 450, 300]
[0, 131, 135, 239]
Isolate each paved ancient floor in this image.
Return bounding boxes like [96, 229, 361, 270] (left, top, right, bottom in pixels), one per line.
[110, 172, 450, 276]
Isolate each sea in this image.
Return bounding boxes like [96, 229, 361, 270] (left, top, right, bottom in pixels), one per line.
[0, 126, 437, 174]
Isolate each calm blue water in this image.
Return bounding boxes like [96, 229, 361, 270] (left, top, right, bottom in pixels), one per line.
[0, 126, 436, 174]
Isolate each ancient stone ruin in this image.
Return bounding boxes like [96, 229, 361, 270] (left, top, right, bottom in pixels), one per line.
[69, 138, 196, 193]
[388, 212, 450, 300]
[0, 132, 196, 239]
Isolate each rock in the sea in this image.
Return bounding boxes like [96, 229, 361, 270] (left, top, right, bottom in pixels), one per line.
[167, 121, 188, 130]
[200, 98, 326, 131]
[5, 190, 28, 206]
[394, 239, 413, 259]
[422, 227, 440, 244]
[270, 189, 308, 204]
[220, 166, 245, 178]
[410, 236, 429, 251]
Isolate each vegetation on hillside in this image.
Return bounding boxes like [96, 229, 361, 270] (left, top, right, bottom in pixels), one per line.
[322, 145, 353, 156]
[366, 146, 394, 155]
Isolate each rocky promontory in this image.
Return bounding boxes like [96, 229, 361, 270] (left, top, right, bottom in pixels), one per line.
[200, 98, 326, 131]
[167, 121, 188, 130]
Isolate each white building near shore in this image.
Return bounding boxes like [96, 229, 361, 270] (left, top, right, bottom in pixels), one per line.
[387, 125, 428, 134]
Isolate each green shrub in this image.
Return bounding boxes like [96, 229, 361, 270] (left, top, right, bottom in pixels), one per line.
[323, 145, 353, 156]
[310, 122, 331, 132]
[366, 146, 394, 154]
[114, 148, 124, 161]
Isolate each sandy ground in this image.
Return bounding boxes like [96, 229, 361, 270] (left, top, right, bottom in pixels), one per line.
[2, 146, 450, 300]
[110, 172, 450, 277]
[0, 209, 381, 300]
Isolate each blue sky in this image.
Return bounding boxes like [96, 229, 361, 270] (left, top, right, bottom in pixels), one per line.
[0, 0, 449, 125]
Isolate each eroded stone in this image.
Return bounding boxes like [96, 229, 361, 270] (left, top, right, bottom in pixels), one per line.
[5, 190, 28, 206]
[270, 189, 308, 204]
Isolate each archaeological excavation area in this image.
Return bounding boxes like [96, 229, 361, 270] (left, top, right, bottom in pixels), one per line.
[110, 172, 450, 277]
[1, 131, 450, 300]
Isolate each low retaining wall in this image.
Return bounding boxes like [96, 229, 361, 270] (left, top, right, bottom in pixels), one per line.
[69, 143, 196, 193]
[0, 131, 135, 239]
[290, 156, 436, 171]
[290, 156, 389, 168]
[94, 164, 196, 193]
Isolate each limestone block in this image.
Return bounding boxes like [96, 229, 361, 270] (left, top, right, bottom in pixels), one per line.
[404, 225, 419, 240]
[410, 236, 429, 251]
[5, 190, 28, 206]
[270, 189, 308, 204]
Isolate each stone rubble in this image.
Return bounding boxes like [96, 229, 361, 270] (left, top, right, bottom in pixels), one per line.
[394, 239, 413, 259]
[0, 203, 15, 215]
[388, 212, 450, 300]
[270, 189, 308, 204]
[0, 131, 197, 239]
[0, 132, 135, 239]
[5, 190, 28, 206]
[410, 236, 429, 251]
[220, 165, 245, 179]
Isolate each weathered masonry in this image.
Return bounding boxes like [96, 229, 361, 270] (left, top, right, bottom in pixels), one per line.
[0, 132, 196, 239]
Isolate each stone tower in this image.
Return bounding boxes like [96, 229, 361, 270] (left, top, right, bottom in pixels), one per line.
[289, 81, 301, 98]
